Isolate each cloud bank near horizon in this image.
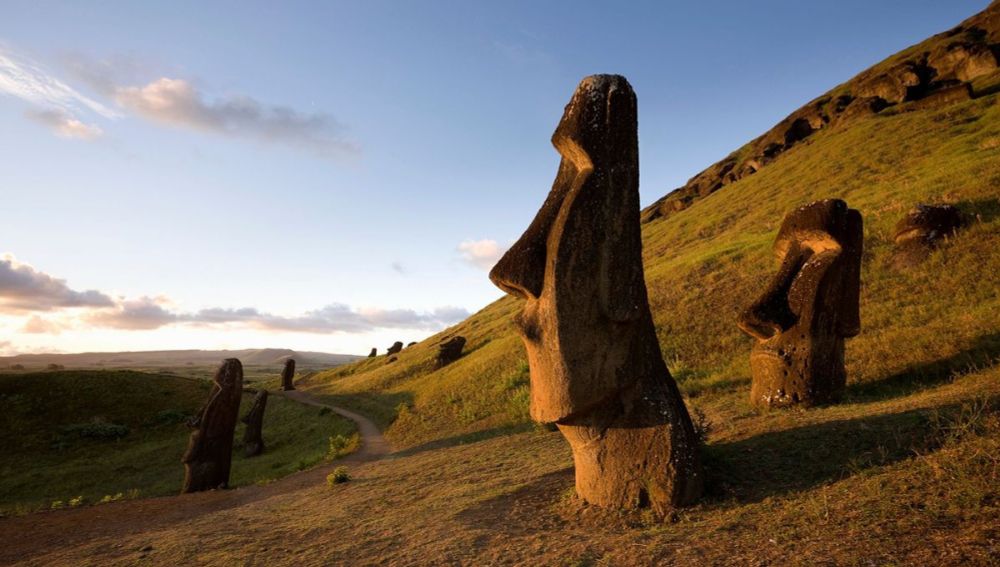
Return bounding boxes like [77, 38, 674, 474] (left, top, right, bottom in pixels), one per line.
[0, 254, 469, 336]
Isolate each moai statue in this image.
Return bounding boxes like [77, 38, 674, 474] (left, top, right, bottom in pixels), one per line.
[892, 203, 965, 268]
[488, 75, 702, 517]
[436, 336, 466, 367]
[368, 348, 377, 358]
[182, 358, 244, 493]
[386, 341, 404, 356]
[737, 199, 863, 409]
[241, 389, 268, 457]
[281, 359, 296, 391]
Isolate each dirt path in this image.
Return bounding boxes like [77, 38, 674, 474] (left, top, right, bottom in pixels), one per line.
[0, 389, 389, 566]
[281, 389, 390, 460]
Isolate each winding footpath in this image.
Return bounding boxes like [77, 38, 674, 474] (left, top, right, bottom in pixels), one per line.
[0, 390, 390, 566]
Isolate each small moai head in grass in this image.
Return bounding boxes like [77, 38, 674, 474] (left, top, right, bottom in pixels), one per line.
[489, 74, 702, 517]
[281, 358, 296, 391]
[181, 358, 243, 493]
[737, 199, 863, 409]
[892, 203, 965, 268]
[436, 336, 466, 367]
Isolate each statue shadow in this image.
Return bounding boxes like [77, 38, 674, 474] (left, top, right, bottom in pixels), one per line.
[702, 397, 996, 505]
[846, 331, 1000, 403]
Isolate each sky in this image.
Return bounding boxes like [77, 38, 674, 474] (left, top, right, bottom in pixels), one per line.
[0, 0, 989, 356]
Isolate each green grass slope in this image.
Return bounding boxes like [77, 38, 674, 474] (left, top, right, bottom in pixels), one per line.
[0, 370, 357, 514]
[304, 80, 1000, 451]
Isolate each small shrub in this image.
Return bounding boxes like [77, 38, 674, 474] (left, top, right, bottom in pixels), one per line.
[318, 407, 332, 416]
[326, 434, 357, 460]
[68, 496, 84, 508]
[327, 466, 350, 486]
[50, 500, 64, 510]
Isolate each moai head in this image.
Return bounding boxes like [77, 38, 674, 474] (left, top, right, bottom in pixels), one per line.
[281, 358, 296, 391]
[182, 358, 244, 492]
[892, 203, 965, 268]
[489, 75, 647, 423]
[737, 199, 863, 408]
[489, 75, 701, 515]
[436, 335, 467, 367]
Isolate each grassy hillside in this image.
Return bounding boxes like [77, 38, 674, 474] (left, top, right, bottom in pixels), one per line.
[0, 370, 357, 515]
[303, 82, 1000, 451]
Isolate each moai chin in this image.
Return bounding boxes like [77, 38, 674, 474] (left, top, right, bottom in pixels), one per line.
[489, 75, 702, 517]
[281, 359, 296, 391]
[241, 389, 268, 457]
[182, 358, 243, 493]
[737, 199, 863, 409]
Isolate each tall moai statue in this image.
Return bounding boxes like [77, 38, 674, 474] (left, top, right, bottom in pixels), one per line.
[281, 358, 296, 391]
[489, 75, 702, 517]
[182, 358, 244, 493]
[386, 341, 404, 356]
[368, 348, 377, 358]
[737, 199, 863, 409]
[241, 389, 268, 457]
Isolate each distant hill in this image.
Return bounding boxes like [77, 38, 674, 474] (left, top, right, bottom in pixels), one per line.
[0, 348, 361, 370]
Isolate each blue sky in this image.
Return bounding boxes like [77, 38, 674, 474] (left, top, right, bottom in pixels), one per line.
[0, 0, 988, 355]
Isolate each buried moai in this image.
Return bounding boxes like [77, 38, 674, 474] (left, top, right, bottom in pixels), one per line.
[892, 203, 965, 268]
[489, 75, 702, 516]
[387, 341, 404, 356]
[182, 358, 244, 493]
[737, 199, 863, 409]
[241, 389, 268, 457]
[436, 336, 466, 367]
[368, 348, 377, 358]
[281, 359, 296, 391]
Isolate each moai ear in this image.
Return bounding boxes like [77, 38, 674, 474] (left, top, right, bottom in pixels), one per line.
[837, 208, 863, 337]
[597, 79, 644, 322]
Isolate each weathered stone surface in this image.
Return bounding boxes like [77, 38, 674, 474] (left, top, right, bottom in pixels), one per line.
[368, 348, 377, 357]
[737, 199, 863, 409]
[892, 203, 966, 268]
[489, 75, 702, 517]
[182, 358, 243, 493]
[640, 2, 1000, 224]
[387, 341, 404, 355]
[436, 336, 466, 367]
[280, 359, 296, 391]
[241, 389, 268, 457]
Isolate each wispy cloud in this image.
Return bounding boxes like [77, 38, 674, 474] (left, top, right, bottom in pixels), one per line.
[0, 47, 119, 118]
[0, 254, 115, 312]
[25, 108, 103, 139]
[0, 46, 116, 140]
[457, 239, 508, 271]
[2, 254, 467, 335]
[114, 77, 359, 159]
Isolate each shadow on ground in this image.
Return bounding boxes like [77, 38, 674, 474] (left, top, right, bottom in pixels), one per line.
[847, 332, 1000, 402]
